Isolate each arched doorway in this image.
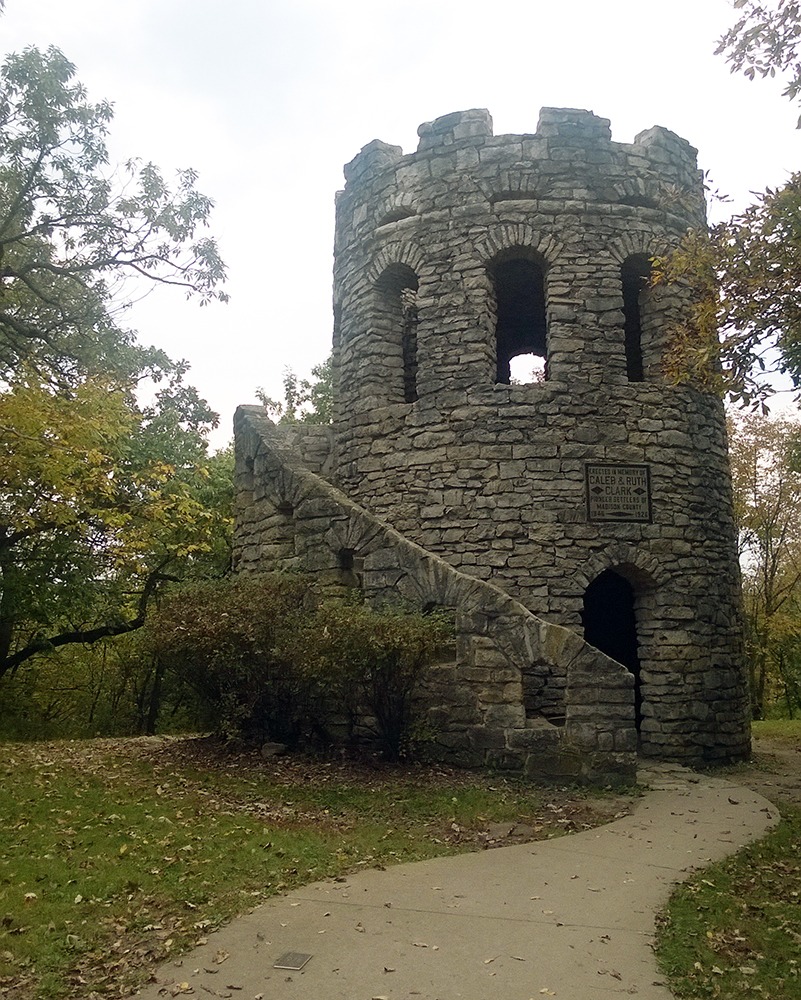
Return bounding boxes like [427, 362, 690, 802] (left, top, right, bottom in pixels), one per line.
[581, 568, 643, 730]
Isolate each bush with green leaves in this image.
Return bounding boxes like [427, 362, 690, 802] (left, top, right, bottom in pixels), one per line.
[144, 575, 323, 746]
[146, 577, 454, 757]
[290, 601, 454, 760]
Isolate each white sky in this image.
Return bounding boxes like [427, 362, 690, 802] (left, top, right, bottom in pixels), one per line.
[3, 0, 800, 445]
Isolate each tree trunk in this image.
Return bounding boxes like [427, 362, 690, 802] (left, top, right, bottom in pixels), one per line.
[144, 656, 165, 735]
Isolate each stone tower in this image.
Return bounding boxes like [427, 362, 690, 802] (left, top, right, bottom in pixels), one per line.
[234, 108, 750, 779]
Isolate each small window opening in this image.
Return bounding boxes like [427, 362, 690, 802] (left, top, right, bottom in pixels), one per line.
[581, 569, 642, 731]
[337, 547, 363, 588]
[621, 255, 652, 382]
[522, 662, 562, 725]
[491, 255, 547, 385]
[618, 194, 658, 210]
[276, 501, 294, 516]
[377, 207, 416, 226]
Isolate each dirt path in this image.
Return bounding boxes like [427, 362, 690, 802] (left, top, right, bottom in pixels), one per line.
[729, 729, 801, 806]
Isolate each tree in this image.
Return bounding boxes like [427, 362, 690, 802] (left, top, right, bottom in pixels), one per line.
[0, 45, 231, 682]
[655, 3, 801, 407]
[257, 356, 333, 424]
[0, 363, 233, 679]
[718, 1, 801, 125]
[0, 45, 226, 381]
[656, 181, 801, 408]
[729, 413, 801, 716]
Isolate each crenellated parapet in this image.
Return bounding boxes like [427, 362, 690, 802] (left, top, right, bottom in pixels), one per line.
[337, 107, 703, 245]
[332, 107, 705, 427]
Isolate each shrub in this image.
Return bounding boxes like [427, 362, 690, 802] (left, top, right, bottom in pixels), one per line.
[146, 578, 454, 758]
[144, 575, 324, 745]
[296, 602, 454, 760]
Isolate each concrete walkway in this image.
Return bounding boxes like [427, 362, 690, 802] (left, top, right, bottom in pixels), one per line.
[134, 765, 779, 1000]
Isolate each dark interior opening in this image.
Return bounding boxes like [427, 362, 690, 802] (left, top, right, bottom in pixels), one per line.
[376, 264, 419, 403]
[621, 255, 651, 382]
[377, 207, 417, 226]
[337, 547, 362, 588]
[581, 569, 642, 729]
[400, 286, 419, 403]
[492, 256, 547, 384]
[618, 194, 658, 210]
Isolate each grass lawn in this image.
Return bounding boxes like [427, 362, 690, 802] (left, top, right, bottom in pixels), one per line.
[655, 720, 801, 999]
[0, 736, 625, 999]
[750, 717, 801, 741]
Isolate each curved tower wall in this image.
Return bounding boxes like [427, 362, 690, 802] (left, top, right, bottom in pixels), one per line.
[330, 108, 748, 762]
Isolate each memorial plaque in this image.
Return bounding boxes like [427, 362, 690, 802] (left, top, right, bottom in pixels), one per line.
[585, 463, 651, 523]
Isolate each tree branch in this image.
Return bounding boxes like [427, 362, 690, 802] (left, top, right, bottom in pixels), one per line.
[0, 564, 177, 678]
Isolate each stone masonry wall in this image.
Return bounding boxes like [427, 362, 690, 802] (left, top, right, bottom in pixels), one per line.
[234, 405, 637, 784]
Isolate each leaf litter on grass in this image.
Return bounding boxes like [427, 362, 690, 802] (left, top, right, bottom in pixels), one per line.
[0, 736, 633, 999]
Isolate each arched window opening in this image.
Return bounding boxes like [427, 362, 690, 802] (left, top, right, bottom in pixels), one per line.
[490, 253, 547, 385]
[581, 568, 642, 730]
[621, 255, 652, 382]
[375, 264, 419, 403]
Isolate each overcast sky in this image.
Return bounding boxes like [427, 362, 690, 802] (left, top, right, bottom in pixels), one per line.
[3, 1, 800, 444]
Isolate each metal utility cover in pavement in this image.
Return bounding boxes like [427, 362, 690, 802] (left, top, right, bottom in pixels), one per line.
[273, 952, 312, 971]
